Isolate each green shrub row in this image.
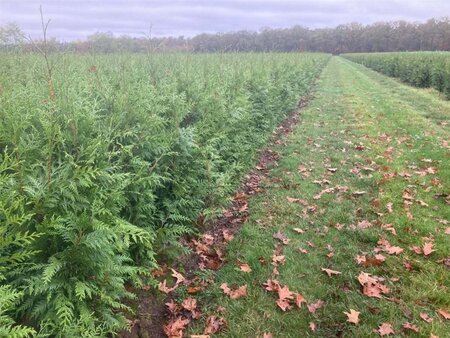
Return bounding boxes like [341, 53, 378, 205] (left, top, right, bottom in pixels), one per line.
[342, 52, 450, 98]
[0, 53, 330, 336]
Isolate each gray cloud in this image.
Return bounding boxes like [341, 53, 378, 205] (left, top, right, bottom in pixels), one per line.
[0, 0, 448, 40]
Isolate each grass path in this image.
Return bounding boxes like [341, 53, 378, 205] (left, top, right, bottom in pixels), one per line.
[179, 57, 450, 337]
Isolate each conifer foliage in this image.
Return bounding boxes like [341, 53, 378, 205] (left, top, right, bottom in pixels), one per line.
[0, 53, 329, 336]
[343, 52, 450, 98]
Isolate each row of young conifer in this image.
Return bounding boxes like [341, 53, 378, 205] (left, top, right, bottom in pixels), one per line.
[342, 52, 450, 98]
[0, 53, 330, 336]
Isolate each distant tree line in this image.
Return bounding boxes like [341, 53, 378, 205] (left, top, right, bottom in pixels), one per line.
[1, 17, 449, 53]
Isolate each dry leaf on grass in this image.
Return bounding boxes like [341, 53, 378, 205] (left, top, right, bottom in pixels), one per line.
[420, 313, 433, 323]
[307, 300, 325, 314]
[321, 268, 342, 277]
[220, 283, 247, 299]
[402, 322, 420, 332]
[203, 316, 226, 335]
[163, 317, 190, 338]
[344, 309, 360, 324]
[437, 308, 450, 320]
[377, 322, 394, 336]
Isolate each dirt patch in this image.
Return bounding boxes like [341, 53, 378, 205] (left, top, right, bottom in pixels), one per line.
[119, 93, 314, 338]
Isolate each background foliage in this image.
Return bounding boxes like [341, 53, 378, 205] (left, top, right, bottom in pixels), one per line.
[0, 52, 329, 336]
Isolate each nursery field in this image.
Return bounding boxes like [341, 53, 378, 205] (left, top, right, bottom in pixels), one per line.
[0, 52, 329, 337]
[1, 52, 449, 338]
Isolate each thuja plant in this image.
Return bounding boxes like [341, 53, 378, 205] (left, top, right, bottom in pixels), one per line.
[0, 52, 329, 336]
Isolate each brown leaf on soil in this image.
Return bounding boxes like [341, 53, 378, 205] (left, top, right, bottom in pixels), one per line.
[165, 299, 179, 314]
[171, 269, 185, 285]
[423, 242, 435, 256]
[222, 230, 234, 242]
[437, 308, 450, 320]
[307, 300, 325, 313]
[402, 322, 420, 332]
[220, 283, 247, 299]
[203, 315, 226, 335]
[159, 279, 177, 294]
[377, 322, 394, 336]
[344, 309, 360, 324]
[163, 317, 190, 338]
[420, 313, 433, 323]
[321, 268, 342, 277]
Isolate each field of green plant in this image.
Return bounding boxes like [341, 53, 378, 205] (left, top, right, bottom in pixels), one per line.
[0, 52, 329, 337]
[342, 52, 450, 98]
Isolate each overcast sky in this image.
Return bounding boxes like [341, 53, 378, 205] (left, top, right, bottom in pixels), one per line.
[1, 0, 448, 41]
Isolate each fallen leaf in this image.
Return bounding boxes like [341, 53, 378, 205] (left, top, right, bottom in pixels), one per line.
[159, 280, 177, 294]
[357, 220, 372, 229]
[220, 283, 247, 299]
[163, 317, 190, 338]
[165, 299, 179, 314]
[171, 269, 185, 285]
[293, 228, 305, 234]
[294, 293, 307, 308]
[437, 308, 450, 320]
[309, 322, 316, 332]
[273, 231, 290, 245]
[402, 322, 420, 332]
[321, 268, 342, 277]
[386, 203, 394, 213]
[307, 300, 325, 313]
[238, 262, 252, 273]
[377, 322, 394, 336]
[181, 297, 197, 312]
[277, 285, 294, 301]
[276, 298, 292, 311]
[420, 313, 433, 323]
[203, 316, 226, 335]
[344, 309, 360, 324]
[423, 242, 435, 256]
[263, 333, 273, 338]
[222, 230, 234, 242]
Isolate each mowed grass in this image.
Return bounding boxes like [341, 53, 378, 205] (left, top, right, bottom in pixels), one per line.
[187, 57, 450, 337]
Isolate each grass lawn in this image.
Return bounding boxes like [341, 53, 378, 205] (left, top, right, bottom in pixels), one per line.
[185, 57, 450, 337]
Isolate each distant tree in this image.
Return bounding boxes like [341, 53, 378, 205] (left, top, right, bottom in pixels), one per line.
[0, 22, 25, 51]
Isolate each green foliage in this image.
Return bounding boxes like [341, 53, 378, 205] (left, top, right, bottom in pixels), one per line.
[342, 52, 450, 98]
[0, 52, 329, 336]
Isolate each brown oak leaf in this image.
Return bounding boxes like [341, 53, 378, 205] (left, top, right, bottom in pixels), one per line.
[344, 309, 360, 324]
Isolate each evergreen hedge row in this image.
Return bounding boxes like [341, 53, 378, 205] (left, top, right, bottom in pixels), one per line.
[0, 53, 329, 336]
[342, 52, 450, 98]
